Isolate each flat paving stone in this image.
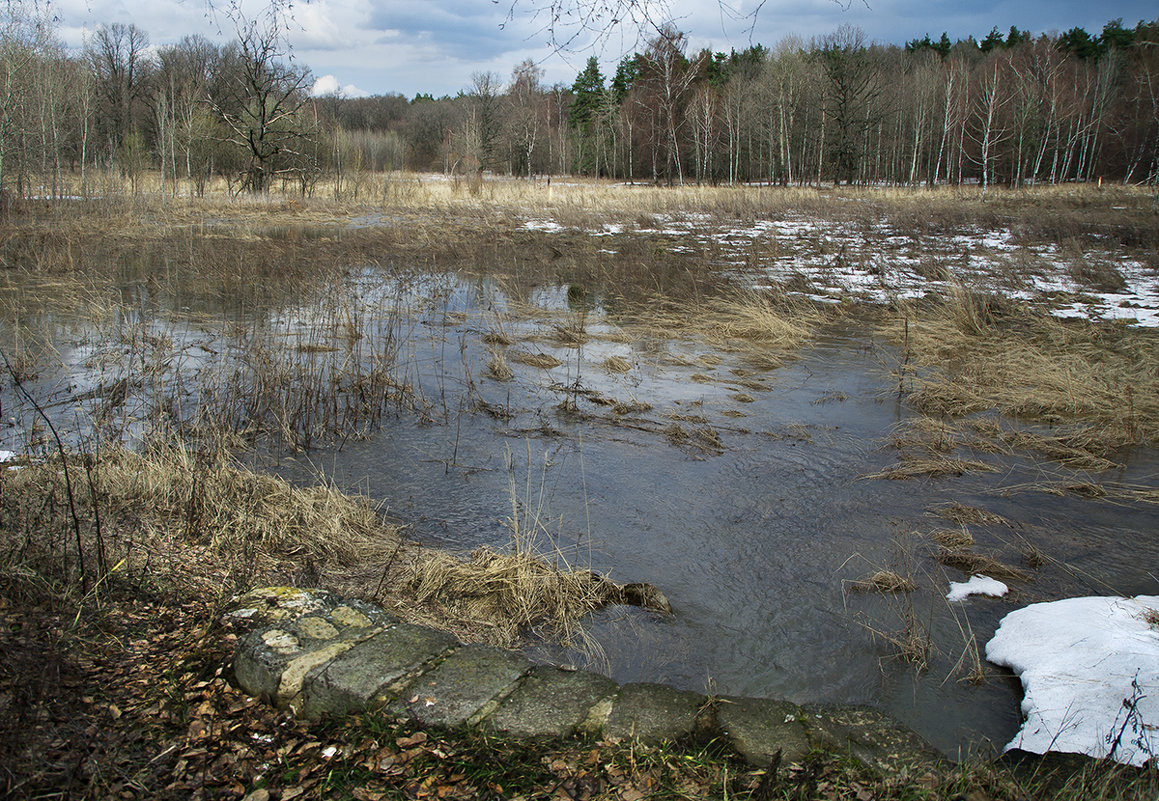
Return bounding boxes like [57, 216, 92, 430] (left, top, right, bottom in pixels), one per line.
[297, 623, 457, 720]
[390, 645, 533, 727]
[227, 587, 946, 773]
[801, 703, 944, 774]
[716, 696, 811, 767]
[487, 666, 618, 739]
[234, 620, 383, 705]
[604, 683, 710, 744]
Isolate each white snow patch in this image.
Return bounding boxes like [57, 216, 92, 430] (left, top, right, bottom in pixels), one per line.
[985, 595, 1159, 766]
[523, 219, 564, 233]
[946, 575, 1008, 602]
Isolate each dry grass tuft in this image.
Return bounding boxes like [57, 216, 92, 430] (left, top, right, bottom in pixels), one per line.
[511, 351, 563, 369]
[891, 292, 1159, 451]
[861, 609, 932, 670]
[602, 355, 632, 374]
[632, 288, 822, 370]
[935, 549, 1032, 582]
[405, 549, 664, 648]
[1000, 429, 1120, 471]
[928, 528, 975, 548]
[862, 454, 998, 480]
[665, 422, 725, 454]
[849, 570, 918, 593]
[612, 400, 652, 415]
[1020, 480, 1159, 505]
[0, 442, 398, 607]
[487, 350, 514, 381]
[889, 416, 959, 454]
[551, 322, 589, 346]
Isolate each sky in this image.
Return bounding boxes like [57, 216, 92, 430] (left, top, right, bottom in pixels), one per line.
[46, 0, 1159, 99]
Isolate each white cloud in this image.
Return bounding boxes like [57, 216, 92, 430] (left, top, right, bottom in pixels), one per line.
[41, 0, 1159, 98]
[311, 74, 371, 98]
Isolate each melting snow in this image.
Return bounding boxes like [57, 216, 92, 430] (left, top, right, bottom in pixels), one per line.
[946, 575, 1008, 602]
[523, 219, 565, 233]
[985, 595, 1159, 766]
[518, 212, 1159, 327]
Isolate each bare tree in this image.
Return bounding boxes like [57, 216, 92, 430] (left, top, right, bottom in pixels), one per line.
[85, 23, 152, 162]
[212, 13, 314, 193]
[816, 25, 878, 185]
[506, 59, 546, 176]
[638, 25, 699, 184]
[969, 52, 1013, 198]
[469, 71, 503, 171]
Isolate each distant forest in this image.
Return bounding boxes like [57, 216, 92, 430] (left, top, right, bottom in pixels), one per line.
[2, 9, 1157, 195]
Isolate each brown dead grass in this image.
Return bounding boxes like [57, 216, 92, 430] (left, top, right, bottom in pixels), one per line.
[849, 570, 918, 593]
[928, 528, 976, 549]
[928, 502, 1010, 527]
[935, 549, 1032, 582]
[862, 453, 998, 480]
[602, 355, 632, 373]
[487, 350, 514, 381]
[0, 442, 657, 651]
[511, 351, 563, 369]
[892, 290, 1159, 451]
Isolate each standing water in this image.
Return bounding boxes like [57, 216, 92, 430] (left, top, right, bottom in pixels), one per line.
[3, 261, 1157, 758]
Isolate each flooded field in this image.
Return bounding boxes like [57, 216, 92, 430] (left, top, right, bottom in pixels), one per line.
[2, 188, 1157, 758]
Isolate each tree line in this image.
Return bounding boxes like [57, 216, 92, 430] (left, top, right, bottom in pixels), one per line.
[1, 7, 1156, 199]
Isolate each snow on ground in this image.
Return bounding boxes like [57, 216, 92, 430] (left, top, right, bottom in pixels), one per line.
[517, 212, 1159, 327]
[946, 575, 1008, 602]
[985, 595, 1159, 766]
[522, 220, 565, 233]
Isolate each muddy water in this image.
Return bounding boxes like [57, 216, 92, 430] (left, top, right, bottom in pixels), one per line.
[4, 265, 1158, 758]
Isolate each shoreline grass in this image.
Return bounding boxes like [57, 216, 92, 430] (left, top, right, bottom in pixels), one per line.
[2, 177, 1158, 798]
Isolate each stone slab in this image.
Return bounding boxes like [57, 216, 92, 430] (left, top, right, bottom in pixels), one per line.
[297, 623, 458, 720]
[233, 619, 384, 705]
[390, 645, 533, 727]
[715, 696, 811, 767]
[225, 587, 397, 633]
[800, 703, 944, 774]
[604, 683, 710, 744]
[226, 587, 949, 774]
[487, 666, 618, 739]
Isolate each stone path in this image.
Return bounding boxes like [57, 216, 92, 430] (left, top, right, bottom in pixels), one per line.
[225, 587, 942, 774]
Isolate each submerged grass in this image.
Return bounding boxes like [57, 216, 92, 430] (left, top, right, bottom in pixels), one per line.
[863, 453, 999, 480]
[935, 548, 1033, 582]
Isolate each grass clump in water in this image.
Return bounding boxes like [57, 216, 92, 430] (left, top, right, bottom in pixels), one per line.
[863, 453, 998, 480]
[935, 548, 1032, 582]
[511, 350, 563, 369]
[892, 289, 1159, 454]
[849, 570, 918, 593]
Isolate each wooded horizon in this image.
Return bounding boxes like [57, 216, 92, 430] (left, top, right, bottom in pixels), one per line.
[2, 9, 1156, 195]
